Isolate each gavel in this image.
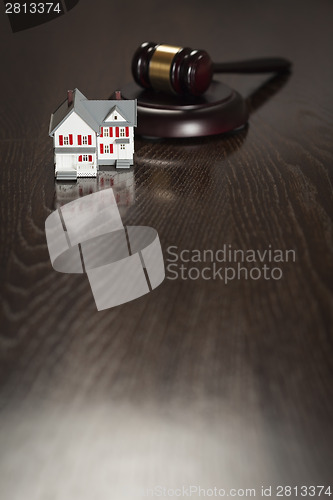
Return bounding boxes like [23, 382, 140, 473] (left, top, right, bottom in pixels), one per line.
[132, 42, 291, 97]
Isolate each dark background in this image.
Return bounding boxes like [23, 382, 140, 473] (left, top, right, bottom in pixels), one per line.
[0, 0, 332, 498]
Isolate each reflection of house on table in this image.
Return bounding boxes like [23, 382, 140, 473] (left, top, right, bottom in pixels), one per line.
[49, 89, 137, 180]
[55, 171, 135, 219]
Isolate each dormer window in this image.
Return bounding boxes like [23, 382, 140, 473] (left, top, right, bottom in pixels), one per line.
[104, 108, 126, 122]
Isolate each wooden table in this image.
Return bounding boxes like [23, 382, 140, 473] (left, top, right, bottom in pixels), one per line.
[0, 1, 332, 498]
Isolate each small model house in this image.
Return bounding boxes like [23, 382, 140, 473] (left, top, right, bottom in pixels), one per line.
[49, 89, 137, 180]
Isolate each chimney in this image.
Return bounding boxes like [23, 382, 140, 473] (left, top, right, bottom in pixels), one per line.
[115, 90, 122, 100]
[67, 90, 74, 107]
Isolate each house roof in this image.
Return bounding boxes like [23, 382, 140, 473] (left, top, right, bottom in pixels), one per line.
[49, 89, 137, 136]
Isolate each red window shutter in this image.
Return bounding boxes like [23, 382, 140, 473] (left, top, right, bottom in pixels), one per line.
[59, 135, 63, 146]
[89, 155, 92, 161]
[126, 127, 129, 137]
[100, 127, 103, 137]
[100, 144, 103, 154]
[69, 134, 73, 145]
[116, 127, 119, 137]
[88, 135, 92, 145]
[78, 135, 82, 145]
[110, 144, 113, 153]
[78, 155, 82, 161]
[109, 127, 113, 137]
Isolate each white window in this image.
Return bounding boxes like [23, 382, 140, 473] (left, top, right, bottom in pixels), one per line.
[120, 144, 125, 150]
[120, 128, 125, 137]
[64, 136, 69, 145]
[105, 145, 110, 153]
[82, 136, 88, 145]
[83, 155, 88, 161]
[103, 128, 109, 137]
[114, 115, 118, 120]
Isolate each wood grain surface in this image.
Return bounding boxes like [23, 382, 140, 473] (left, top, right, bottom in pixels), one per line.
[0, 1, 332, 498]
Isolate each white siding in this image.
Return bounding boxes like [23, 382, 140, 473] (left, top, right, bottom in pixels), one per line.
[97, 127, 134, 163]
[54, 112, 96, 148]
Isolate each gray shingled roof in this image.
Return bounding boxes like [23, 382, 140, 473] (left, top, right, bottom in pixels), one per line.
[49, 89, 137, 136]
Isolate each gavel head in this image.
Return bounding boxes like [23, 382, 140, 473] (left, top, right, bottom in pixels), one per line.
[131, 42, 213, 97]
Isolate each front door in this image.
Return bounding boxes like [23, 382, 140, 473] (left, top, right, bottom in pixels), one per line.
[118, 143, 127, 159]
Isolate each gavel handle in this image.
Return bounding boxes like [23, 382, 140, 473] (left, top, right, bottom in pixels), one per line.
[213, 57, 291, 74]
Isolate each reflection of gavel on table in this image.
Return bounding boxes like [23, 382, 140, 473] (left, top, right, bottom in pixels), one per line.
[118, 42, 291, 137]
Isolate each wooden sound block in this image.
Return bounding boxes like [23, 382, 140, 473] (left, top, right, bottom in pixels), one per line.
[118, 81, 249, 138]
